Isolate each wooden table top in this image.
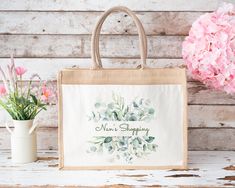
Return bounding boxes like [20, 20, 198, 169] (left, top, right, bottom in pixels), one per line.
[0, 150, 234, 187]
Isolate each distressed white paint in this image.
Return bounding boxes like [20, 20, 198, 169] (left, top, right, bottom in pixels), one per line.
[0, 12, 201, 35]
[189, 105, 235, 128]
[0, 35, 184, 58]
[0, 0, 234, 11]
[0, 58, 184, 80]
[187, 82, 235, 105]
[0, 150, 234, 187]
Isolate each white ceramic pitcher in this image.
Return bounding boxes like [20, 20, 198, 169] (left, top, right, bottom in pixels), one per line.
[6, 120, 38, 163]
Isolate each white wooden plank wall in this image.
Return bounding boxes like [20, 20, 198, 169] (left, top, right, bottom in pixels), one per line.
[0, 0, 235, 151]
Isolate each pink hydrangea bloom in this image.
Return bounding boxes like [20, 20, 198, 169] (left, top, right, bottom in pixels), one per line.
[15, 66, 27, 76]
[182, 3, 235, 94]
[0, 84, 6, 96]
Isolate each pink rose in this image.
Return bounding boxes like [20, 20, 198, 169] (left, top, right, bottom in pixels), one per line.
[15, 66, 27, 76]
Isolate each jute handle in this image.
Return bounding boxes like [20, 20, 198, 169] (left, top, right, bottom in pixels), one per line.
[91, 6, 148, 69]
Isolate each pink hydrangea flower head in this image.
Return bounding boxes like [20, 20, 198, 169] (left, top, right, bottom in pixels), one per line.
[15, 66, 27, 76]
[182, 3, 235, 94]
[0, 84, 6, 96]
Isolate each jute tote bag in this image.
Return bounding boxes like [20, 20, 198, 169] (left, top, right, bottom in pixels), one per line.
[58, 6, 188, 170]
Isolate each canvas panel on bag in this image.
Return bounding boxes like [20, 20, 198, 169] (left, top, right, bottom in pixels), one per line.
[58, 6, 188, 170]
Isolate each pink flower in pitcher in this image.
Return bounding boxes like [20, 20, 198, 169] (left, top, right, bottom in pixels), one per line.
[0, 84, 6, 96]
[15, 66, 27, 76]
[41, 85, 52, 102]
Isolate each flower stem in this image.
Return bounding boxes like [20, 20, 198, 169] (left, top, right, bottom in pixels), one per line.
[20, 75, 22, 96]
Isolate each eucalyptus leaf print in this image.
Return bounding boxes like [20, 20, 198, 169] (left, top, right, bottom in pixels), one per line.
[87, 136, 158, 163]
[87, 92, 158, 163]
[88, 92, 155, 122]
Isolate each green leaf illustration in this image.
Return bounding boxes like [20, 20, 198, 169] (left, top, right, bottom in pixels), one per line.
[145, 136, 155, 143]
[88, 92, 155, 122]
[88, 136, 157, 163]
[133, 101, 138, 108]
[129, 116, 137, 121]
[148, 108, 155, 115]
[95, 102, 101, 108]
[104, 137, 112, 143]
[87, 92, 157, 163]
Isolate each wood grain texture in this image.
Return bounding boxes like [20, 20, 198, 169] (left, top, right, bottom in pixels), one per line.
[1, 105, 235, 128]
[0, 58, 185, 80]
[0, 151, 235, 187]
[188, 82, 235, 105]
[0, 12, 201, 35]
[0, 35, 184, 58]
[1, 127, 234, 150]
[0, 0, 234, 11]
[188, 129, 235, 151]
[2, 80, 235, 105]
[189, 105, 235, 128]
[0, 128, 57, 150]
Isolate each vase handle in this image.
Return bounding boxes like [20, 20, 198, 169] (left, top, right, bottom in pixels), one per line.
[29, 122, 38, 135]
[5, 122, 13, 134]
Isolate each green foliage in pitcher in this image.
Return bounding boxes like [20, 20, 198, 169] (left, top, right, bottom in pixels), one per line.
[0, 55, 55, 120]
